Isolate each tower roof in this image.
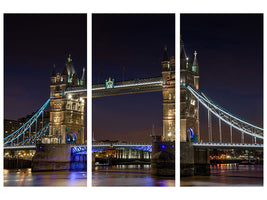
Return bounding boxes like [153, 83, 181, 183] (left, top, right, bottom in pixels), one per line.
[51, 64, 56, 77]
[81, 67, 86, 81]
[192, 50, 198, 67]
[180, 36, 187, 59]
[65, 54, 76, 77]
[162, 46, 168, 61]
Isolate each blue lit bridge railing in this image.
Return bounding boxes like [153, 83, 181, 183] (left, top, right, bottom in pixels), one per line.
[4, 99, 50, 145]
[92, 144, 152, 153]
[193, 142, 263, 149]
[186, 84, 263, 143]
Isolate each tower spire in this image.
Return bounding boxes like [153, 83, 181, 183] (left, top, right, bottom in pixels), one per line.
[163, 45, 168, 61]
[67, 54, 72, 62]
[192, 50, 199, 73]
[193, 50, 198, 67]
[52, 64, 56, 77]
[81, 67, 86, 82]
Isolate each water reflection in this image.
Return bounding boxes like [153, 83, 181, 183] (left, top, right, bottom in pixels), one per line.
[92, 164, 175, 186]
[4, 169, 87, 187]
[181, 164, 263, 186]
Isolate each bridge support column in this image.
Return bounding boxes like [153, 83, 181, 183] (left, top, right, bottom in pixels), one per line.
[194, 147, 210, 176]
[208, 110, 212, 142]
[151, 137, 175, 177]
[254, 136, 256, 144]
[242, 132, 244, 143]
[230, 125, 232, 143]
[219, 118, 222, 143]
[180, 142, 194, 176]
[180, 142, 210, 177]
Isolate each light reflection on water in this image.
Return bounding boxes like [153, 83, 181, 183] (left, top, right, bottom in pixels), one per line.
[181, 164, 263, 187]
[92, 164, 175, 187]
[4, 168, 87, 187]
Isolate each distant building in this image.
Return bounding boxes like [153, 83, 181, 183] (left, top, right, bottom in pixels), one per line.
[4, 111, 50, 143]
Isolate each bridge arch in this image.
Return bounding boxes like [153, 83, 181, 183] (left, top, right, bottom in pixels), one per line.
[66, 132, 77, 144]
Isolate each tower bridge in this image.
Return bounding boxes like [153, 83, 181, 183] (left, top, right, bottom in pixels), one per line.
[4, 50, 175, 173]
[5, 40, 262, 174]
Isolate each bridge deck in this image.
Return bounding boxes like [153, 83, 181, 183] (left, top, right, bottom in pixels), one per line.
[92, 77, 163, 98]
[193, 142, 263, 149]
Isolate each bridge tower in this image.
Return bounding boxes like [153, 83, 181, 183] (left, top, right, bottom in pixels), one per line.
[180, 38, 200, 142]
[162, 47, 175, 142]
[43, 55, 86, 145]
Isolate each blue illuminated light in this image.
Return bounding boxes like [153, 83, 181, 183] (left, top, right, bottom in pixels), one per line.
[40, 146, 42, 149]
[172, 145, 174, 148]
[53, 146, 55, 149]
[161, 144, 166, 149]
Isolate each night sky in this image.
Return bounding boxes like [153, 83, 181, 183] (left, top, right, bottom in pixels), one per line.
[181, 14, 263, 143]
[4, 14, 87, 120]
[92, 14, 175, 143]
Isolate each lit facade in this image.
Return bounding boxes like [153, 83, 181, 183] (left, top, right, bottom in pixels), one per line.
[43, 55, 86, 144]
[162, 47, 175, 142]
[180, 39, 200, 142]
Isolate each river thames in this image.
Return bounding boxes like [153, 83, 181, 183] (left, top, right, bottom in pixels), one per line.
[4, 169, 87, 187]
[181, 164, 263, 186]
[92, 164, 175, 186]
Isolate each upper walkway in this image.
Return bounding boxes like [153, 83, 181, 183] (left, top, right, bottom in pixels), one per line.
[92, 77, 163, 98]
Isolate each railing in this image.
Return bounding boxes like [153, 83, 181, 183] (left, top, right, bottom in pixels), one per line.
[4, 99, 50, 145]
[186, 85, 263, 139]
[193, 142, 264, 148]
[92, 77, 163, 91]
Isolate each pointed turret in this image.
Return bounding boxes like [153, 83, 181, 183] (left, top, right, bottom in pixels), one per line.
[72, 72, 78, 86]
[180, 36, 187, 60]
[163, 45, 168, 61]
[62, 65, 68, 75]
[52, 64, 56, 77]
[61, 64, 68, 84]
[81, 67, 86, 86]
[162, 45, 170, 72]
[192, 50, 199, 73]
[65, 54, 76, 77]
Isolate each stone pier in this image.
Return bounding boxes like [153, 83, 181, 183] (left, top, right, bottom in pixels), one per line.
[32, 144, 71, 171]
[151, 137, 175, 177]
[180, 142, 210, 176]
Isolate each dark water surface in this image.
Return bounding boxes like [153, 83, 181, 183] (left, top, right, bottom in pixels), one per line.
[4, 168, 87, 186]
[92, 164, 175, 186]
[181, 164, 263, 186]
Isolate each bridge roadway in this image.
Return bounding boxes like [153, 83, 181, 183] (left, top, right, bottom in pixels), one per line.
[4, 142, 263, 152]
[4, 144, 88, 154]
[193, 142, 263, 150]
[92, 77, 163, 98]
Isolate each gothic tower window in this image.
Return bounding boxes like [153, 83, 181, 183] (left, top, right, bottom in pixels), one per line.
[72, 103, 76, 110]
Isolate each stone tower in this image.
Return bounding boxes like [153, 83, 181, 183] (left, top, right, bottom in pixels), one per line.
[162, 47, 175, 142]
[180, 38, 200, 142]
[42, 55, 86, 145]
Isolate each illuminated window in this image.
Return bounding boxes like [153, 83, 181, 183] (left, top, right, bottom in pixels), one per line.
[72, 103, 76, 110]
[169, 93, 172, 100]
